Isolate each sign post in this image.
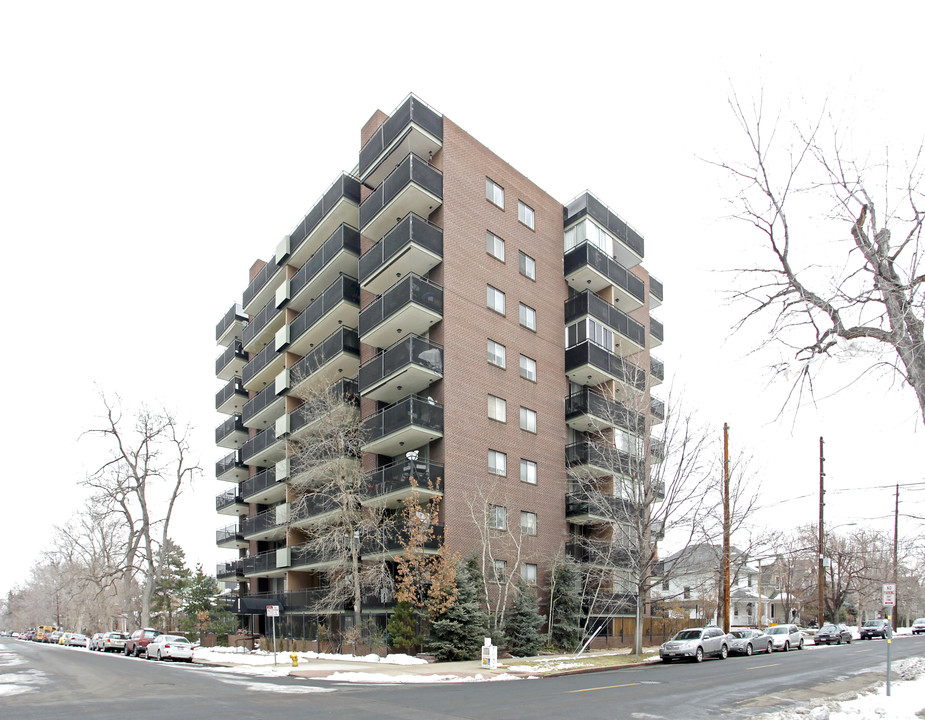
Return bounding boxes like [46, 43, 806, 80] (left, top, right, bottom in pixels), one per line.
[883, 584, 895, 697]
[266, 605, 280, 665]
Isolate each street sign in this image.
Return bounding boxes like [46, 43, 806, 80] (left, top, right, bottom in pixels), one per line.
[882, 584, 896, 607]
[266, 604, 280, 617]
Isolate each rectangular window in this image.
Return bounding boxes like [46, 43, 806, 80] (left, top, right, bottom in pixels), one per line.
[683, 586, 691, 600]
[487, 285, 505, 315]
[519, 355, 536, 382]
[519, 406, 537, 433]
[491, 559, 507, 582]
[521, 563, 537, 586]
[488, 450, 507, 476]
[487, 339, 506, 368]
[520, 459, 537, 485]
[486, 178, 504, 208]
[518, 200, 535, 229]
[519, 251, 536, 280]
[662, 579, 670, 591]
[520, 511, 537, 536]
[489, 505, 507, 531]
[486, 231, 504, 261]
[487, 395, 506, 423]
[519, 303, 536, 331]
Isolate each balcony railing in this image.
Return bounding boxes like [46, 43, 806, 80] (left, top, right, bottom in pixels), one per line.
[362, 395, 444, 455]
[288, 377, 359, 438]
[650, 316, 664, 343]
[358, 273, 443, 347]
[215, 415, 246, 446]
[566, 542, 638, 568]
[565, 388, 644, 434]
[243, 548, 279, 576]
[364, 458, 445, 506]
[240, 467, 277, 500]
[563, 241, 645, 306]
[285, 174, 362, 267]
[242, 297, 284, 351]
[289, 493, 341, 526]
[366, 524, 444, 556]
[216, 450, 246, 481]
[216, 303, 247, 344]
[565, 341, 646, 392]
[216, 377, 248, 413]
[359, 213, 443, 293]
[651, 397, 666, 423]
[285, 275, 360, 354]
[242, 507, 286, 538]
[651, 356, 665, 383]
[241, 426, 279, 465]
[289, 543, 341, 571]
[216, 560, 244, 581]
[564, 192, 644, 259]
[215, 341, 248, 380]
[243, 256, 285, 312]
[650, 276, 664, 304]
[241, 341, 281, 388]
[359, 95, 443, 180]
[359, 154, 443, 239]
[215, 487, 244, 513]
[565, 493, 636, 523]
[289, 326, 361, 388]
[566, 440, 633, 476]
[358, 334, 443, 403]
[242, 382, 285, 428]
[288, 224, 361, 310]
[216, 523, 244, 546]
[565, 290, 646, 351]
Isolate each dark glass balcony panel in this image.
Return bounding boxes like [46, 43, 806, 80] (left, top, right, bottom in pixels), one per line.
[289, 326, 361, 390]
[359, 213, 443, 294]
[364, 525, 444, 558]
[242, 507, 287, 540]
[359, 154, 443, 241]
[241, 426, 284, 467]
[240, 468, 284, 505]
[242, 382, 286, 429]
[565, 290, 646, 353]
[650, 356, 665, 384]
[563, 242, 645, 308]
[363, 458, 445, 508]
[241, 337, 285, 390]
[358, 273, 443, 349]
[216, 303, 247, 345]
[289, 543, 341, 572]
[288, 225, 361, 312]
[564, 192, 644, 260]
[243, 549, 280, 576]
[361, 395, 444, 456]
[565, 492, 635, 524]
[216, 377, 248, 415]
[242, 297, 285, 353]
[216, 560, 245, 581]
[216, 487, 247, 515]
[288, 377, 359, 440]
[216, 523, 246, 548]
[358, 334, 443, 404]
[565, 341, 645, 395]
[289, 493, 341, 527]
[216, 449, 248, 482]
[215, 415, 247, 448]
[566, 542, 638, 568]
[359, 95, 443, 184]
[215, 341, 248, 381]
[243, 255, 285, 314]
[650, 316, 664, 345]
[565, 388, 644, 434]
[285, 174, 362, 272]
[285, 275, 360, 358]
[566, 440, 633, 479]
[651, 397, 666, 424]
[649, 276, 664, 308]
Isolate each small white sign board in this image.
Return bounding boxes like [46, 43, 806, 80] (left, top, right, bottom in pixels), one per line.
[481, 638, 498, 670]
[266, 604, 280, 617]
[882, 584, 896, 607]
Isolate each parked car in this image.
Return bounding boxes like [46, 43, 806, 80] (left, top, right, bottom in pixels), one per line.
[767, 624, 804, 651]
[145, 634, 194, 662]
[124, 628, 161, 657]
[101, 631, 129, 653]
[726, 629, 773, 655]
[67, 633, 89, 648]
[860, 619, 890, 640]
[89, 633, 105, 651]
[660, 626, 729, 663]
[910, 618, 925, 635]
[48, 631, 65, 645]
[816, 624, 852, 645]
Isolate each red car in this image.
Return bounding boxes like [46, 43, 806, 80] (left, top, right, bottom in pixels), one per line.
[124, 628, 161, 657]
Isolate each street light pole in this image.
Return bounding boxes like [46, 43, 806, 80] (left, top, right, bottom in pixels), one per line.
[818, 436, 825, 629]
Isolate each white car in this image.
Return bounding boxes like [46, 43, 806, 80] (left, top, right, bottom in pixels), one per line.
[767, 624, 804, 651]
[145, 634, 194, 662]
[912, 618, 925, 635]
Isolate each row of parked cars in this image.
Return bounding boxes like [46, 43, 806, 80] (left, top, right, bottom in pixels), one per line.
[21, 627, 195, 662]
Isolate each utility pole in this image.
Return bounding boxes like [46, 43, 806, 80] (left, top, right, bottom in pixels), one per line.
[893, 484, 899, 630]
[722, 423, 730, 633]
[818, 436, 825, 629]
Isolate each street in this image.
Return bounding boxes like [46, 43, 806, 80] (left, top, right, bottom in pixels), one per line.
[2, 636, 924, 720]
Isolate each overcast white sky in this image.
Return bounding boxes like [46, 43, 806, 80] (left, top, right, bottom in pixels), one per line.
[1, 1, 922, 598]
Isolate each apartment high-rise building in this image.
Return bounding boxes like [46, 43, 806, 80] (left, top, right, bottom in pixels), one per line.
[213, 95, 665, 643]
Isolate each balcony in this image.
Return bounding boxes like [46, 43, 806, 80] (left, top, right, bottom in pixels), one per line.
[565, 290, 646, 356]
[361, 524, 444, 561]
[242, 255, 287, 317]
[565, 493, 636, 525]
[286, 377, 358, 443]
[288, 493, 341, 530]
[215, 341, 248, 382]
[359, 273, 443, 349]
[564, 192, 644, 268]
[565, 388, 644, 434]
[288, 224, 361, 313]
[362, 395, 444, 457]
[241, 467, 286, 506]
[216, 559, 245, 582]
[650, 438, 666, 462]
[231, 589, 333, 614]
[566, 542, 638, 569]
[359, 334, 443, 404]
[563, 242, 645, 310]
[216, 303, 247, 346]
[359, 154, 443, 242]
[565, 341, 646, 397]
[215, 415, 247, 449]
[650, 356, 665, 386]
[241, 337, 285, 392]
[282, 275, 360, 359]
[363, 458, 445, 509]
[288, 543, 342, 573]
[216, 450, 248, 483]
[650, 316, 664, 347]
[216, 523, 246, 549]
[216, 487, 247, 516]
[241, 426, 286, 468]
[216, 377, 248, 415]
[566, 440, 633, 479]
[288, 326, 361, 393]
[650, 276, 664, 309]
[651, 397, 665, 425]
[242, 382, 286, 430]
[243, 548, 287, 578]
[242, 297, 285, 354]
[359, 213, 443, 295]
[242, 505, 288, 542]
[359, 95, 443, 186]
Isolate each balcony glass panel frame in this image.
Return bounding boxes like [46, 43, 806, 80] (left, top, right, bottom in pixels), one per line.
[358, 334, 443, 404]
[358, 273, 443, 349]
[359, 213, 444, 295]
[359, 94, 444, 185]
[359, 153, 443, 242]
[361, 394, 444, 456]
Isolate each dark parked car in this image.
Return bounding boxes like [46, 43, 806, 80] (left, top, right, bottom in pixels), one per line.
[124, 628, 161, 657]
[860, 619, 890, 640]
[816, 624, 852, 645]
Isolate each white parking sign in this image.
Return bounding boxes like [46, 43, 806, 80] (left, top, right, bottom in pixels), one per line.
[883, 584, 896, 607]
[266, 604, 280, 617]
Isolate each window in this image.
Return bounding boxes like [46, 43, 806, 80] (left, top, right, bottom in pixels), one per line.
[487, 395, 506, 422]
[489, 505, 507, 531]
[519, 303, 536, 330]
[519, 354, 536, 382]
[487, 339, 506, 368]
[488, 450, 507, 476]
[683, 586, 691, 600]
[518, 200, 535, 229]
[486, 178, 504, 208]
[566, 318, 613, 351]
[519, 251, 535, 280]
[520, 511, 537, 536]
[521, 563, 537, 586]
[662, 579, 670, 591]
[519, 406, 537, 433]
[486, 231, 504, 261]
[520, 459, 537, 484]
[487, 285, 505, 315]
[491, 559, 507, 582]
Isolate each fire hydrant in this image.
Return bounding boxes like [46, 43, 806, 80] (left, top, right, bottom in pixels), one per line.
[290, 653, 299, 667]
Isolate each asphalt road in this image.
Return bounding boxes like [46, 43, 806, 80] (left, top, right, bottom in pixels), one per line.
[3, 635, 924, 720]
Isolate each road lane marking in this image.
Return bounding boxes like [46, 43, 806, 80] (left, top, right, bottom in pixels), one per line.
[744, 663, 781, 670]
[853, 649, 874, 653]
[567, 682, 641, 693]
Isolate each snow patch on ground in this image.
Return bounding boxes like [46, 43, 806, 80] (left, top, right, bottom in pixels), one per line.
[0, 668, 49, 697]
[195, 646, 426, 666]
[212, 677, 333, 694]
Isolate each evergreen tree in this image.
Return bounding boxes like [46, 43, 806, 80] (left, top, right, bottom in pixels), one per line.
[427, 558, 489, 661]
[503, 578, 543, 656]
[386, 601, 420, 654]
[549, 554, 582, 651]
[150, 540, 191, 631]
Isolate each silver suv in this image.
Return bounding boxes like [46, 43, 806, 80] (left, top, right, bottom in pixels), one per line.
[767, 623, 804, 651]
[660, 626, 729, 663]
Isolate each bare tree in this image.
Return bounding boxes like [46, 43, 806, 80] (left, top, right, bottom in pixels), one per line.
[717, 91, 925, 422]
[82, 392, 200, 626]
